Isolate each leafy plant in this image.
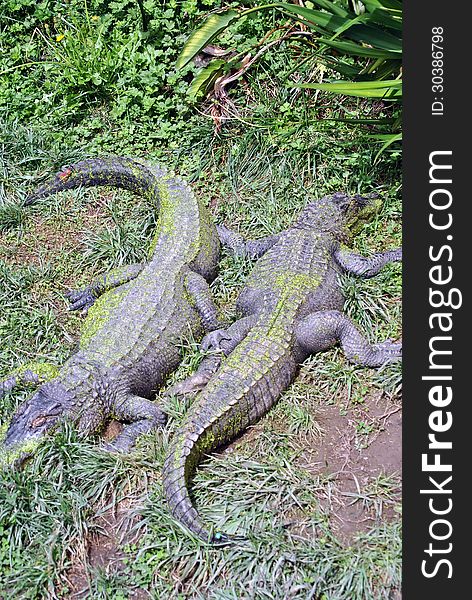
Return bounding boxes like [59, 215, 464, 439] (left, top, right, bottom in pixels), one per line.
[176, 0, 402, 149]
[0, 0, 223, 151]
[1, 1, 402, 596]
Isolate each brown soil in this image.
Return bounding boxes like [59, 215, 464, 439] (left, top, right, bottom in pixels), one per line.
[299, 391, 402, 543]
[223, 388, 401, 545]
[66, 508, 126, 598]
[64, 420, 147, 599]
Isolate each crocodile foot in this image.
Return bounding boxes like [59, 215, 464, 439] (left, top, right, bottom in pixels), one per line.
[66, 287, 96, 312]
[201, 329, 231, 352]
[0, 376, 17, 399]
[166, 371, 212, 397]
[1, 368, 46, 399]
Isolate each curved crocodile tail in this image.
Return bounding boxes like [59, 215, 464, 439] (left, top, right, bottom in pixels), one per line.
[163, 432, 221, 543]
[24, 157, 164, 206]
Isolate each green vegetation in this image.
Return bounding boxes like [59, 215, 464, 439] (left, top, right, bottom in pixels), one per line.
[1, 0, 401, 597]
[177, 0, 402, 151]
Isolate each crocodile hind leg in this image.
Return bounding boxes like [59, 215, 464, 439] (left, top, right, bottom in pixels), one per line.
[217, 224, 280, 259]
[0, 362, 60, 399]
[167, 314, 258, 396]
[334, 247, 402, 278]
[67, 262, 145, 311]
[105, 394, 167, 452]
[296, 310, 402, 367]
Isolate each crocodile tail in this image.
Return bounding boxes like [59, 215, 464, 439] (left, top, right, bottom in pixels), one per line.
[24, 157, 164, 206]
[163, 431, 225, 544]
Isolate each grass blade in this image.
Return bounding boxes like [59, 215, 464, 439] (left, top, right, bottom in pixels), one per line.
[321, 38, 400, 58]
[372, 132, 402, 160]
[296, 79, 402, 99]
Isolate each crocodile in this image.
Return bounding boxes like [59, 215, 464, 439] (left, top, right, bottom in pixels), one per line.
[162, 191, 402, 543]
[0, 156, 221, 464]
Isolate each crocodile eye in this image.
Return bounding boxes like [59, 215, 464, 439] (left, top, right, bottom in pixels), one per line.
[31, 416, 48, 429]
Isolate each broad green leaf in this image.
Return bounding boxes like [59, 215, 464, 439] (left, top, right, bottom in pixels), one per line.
[176, 10, 239, 70]
[188, 60, 226, 100]
[277, 4, 350, 32]
[275, 3, 402, 51]
[362, 6, 402, 30]
[362, 0, 403, 13]
[299, 79, 402, 89]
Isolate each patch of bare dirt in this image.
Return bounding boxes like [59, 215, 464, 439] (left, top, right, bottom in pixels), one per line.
[66, 510, 126, 598]
[64, 421, 150, 599]
[299, 391, 402, 544]
[64, 471, 151, 600]
[222, 389, 401, 545]
[0, 198, 109, 270]
[65, 504, 149, 600]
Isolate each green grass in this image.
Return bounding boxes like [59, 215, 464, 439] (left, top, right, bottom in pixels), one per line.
[0, 1, 402, 596]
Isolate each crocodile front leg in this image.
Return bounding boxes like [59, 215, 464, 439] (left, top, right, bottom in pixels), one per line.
[67, 262, 145, 311]
[0, 362, 60, 399]
[334, 247, 402, 278]
[216, 224, 280, 259]
[106, 394, 167, 452]
[296, 310, 402, 367]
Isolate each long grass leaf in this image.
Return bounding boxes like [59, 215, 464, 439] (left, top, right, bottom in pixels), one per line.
[373, 132, 402, 161]
[321, 38, 400, 58]
[188, 60, 226, 100]
[296, 79, 402, 99]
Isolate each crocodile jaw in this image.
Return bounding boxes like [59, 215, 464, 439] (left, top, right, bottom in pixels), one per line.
[0, 422, 40, 467]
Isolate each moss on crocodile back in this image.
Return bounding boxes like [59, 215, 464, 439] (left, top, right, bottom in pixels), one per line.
[345, 196, 382, 237]
[80, 286, 130, 349]
[147, 174, 200, 258]
[274, 272, 321, 291]
[147, 178, 175, 256]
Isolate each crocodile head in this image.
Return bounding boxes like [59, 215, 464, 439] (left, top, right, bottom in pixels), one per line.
[296, 192, 382, 240]
[338, 193, 382, 237]
[0, 381, 72, 466]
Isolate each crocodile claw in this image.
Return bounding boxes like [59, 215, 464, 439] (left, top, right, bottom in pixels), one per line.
[211, 531, 246, 546]
[66, 287, 96, 312]
[201, 329, 231, 352]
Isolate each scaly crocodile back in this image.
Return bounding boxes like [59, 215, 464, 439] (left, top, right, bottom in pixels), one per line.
[13, 157, 220, 432]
